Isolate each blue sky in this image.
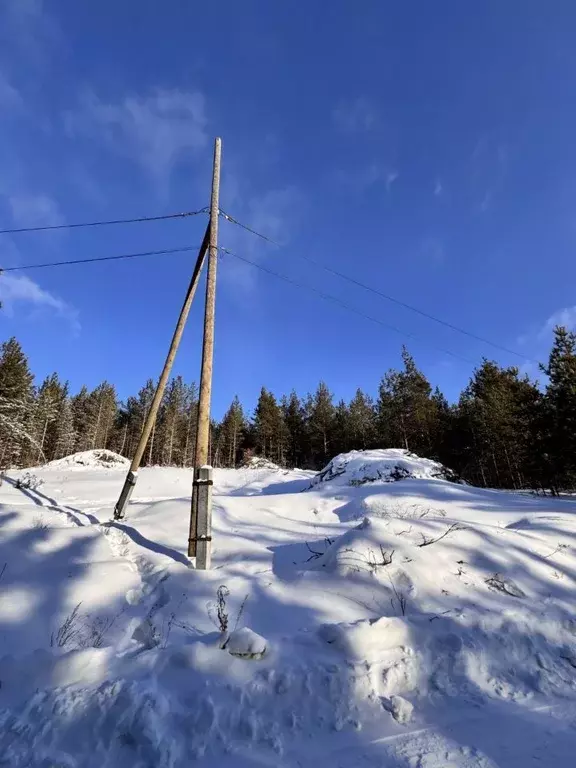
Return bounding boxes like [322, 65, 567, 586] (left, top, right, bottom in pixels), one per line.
[1, 0, 576, 417]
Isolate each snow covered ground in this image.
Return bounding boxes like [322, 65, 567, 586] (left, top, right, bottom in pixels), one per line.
[1, 449, 576, 766]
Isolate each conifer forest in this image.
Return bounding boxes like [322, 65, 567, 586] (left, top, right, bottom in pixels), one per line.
[2, 325, 576, 494]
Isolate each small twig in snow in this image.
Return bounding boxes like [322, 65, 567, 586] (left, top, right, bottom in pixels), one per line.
[418, 523, 463, 548]
[387, 573, 407, 616]
[542, 543, 569, 560]
[429, 610, 452, 623]
[233, 594, 250, 631]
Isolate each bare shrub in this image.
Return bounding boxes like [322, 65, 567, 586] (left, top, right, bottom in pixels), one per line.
[16, 472, 43, 491]
[362, 500, 447, 521]
[84, 609, 125, 648]
[366, 546, 395, 572]
[32, 515, 49, 531]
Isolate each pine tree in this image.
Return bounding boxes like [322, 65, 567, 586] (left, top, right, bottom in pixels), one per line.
[0, 337, 35, 466]
[331, 398, 351, 457]
[377, 348, 435, 455]
[281, 392, 307, 468]
[87, 382, 117, 450]
[219, 396, 246, 467]
[429, 386, 451, 462]
[157, 376, 187, 466]
[182, 382, 199, 467]
[253, 388, 285, 462]
[121, 379, 156, 463]
[348, 388, 376, 449]
[541, 326, 576, 491]
[449, 360, 541, 489]
[308, 381, 335, 466]
[71, 386, 92, 452]
[30, 373, 67, 463]
[54, 395, 77, 459]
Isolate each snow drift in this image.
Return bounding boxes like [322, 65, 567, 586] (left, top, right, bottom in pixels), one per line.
[310, 448, 459, 488]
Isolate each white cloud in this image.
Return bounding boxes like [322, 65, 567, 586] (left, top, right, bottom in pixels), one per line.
[516, 306, 576, 380]
[433, 179, 443, 197]
[66, 88, 208, 186]
[332, 97, 379, 133]
[8, 193, 63, 228]
[0, 273, 79, 332]
[537, 306, 576, 340]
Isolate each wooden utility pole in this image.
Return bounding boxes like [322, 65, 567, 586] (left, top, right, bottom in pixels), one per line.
[188, 137, 221, 567]
[113, 225, 210, 521]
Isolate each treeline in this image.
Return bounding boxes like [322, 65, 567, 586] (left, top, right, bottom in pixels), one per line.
[1, 327, 576, 493]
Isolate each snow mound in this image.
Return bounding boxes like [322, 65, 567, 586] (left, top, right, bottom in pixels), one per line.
[310, 448, 458, 487]
[45, 449, 129, 470]
[243, 456, 281, 471]
[225, 627, 267, 659]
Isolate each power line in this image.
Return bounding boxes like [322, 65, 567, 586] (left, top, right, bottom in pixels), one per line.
[220, 210, 277, 245]
[221, 210, 532, 363]
[220, 247, 475, 364]
[0, 207, 208, 235]
[1, 245, 201, 272]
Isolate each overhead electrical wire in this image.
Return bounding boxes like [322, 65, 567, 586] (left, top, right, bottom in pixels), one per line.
[219, 246, 475, 364]
[220, 209, 532, 363]
[0, 207, 208, 235]
[0, 245, 201, 272]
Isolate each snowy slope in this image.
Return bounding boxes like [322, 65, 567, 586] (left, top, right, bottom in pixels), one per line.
[0, 455, 575, 766]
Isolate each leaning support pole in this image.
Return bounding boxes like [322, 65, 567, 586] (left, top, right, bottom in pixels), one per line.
[113, 225, 210, 521]
[189, 137, 222, 566]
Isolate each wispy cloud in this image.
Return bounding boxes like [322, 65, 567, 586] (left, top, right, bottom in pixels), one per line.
[385, 170, 398, 193]
[0, 273, 79, 332]
[219, 181, 303, 293]
[469, 135, 508, 214]
[334, 163, 398, 195]
[8, 193, 63, 228]
[0, 0, 61, 71]
[433, 179, 443, 197]
[65, 88, 208, 188]
[0, 72, 22, 113]
[332, 97, 379, 133]
[420, 237, 446, 266]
